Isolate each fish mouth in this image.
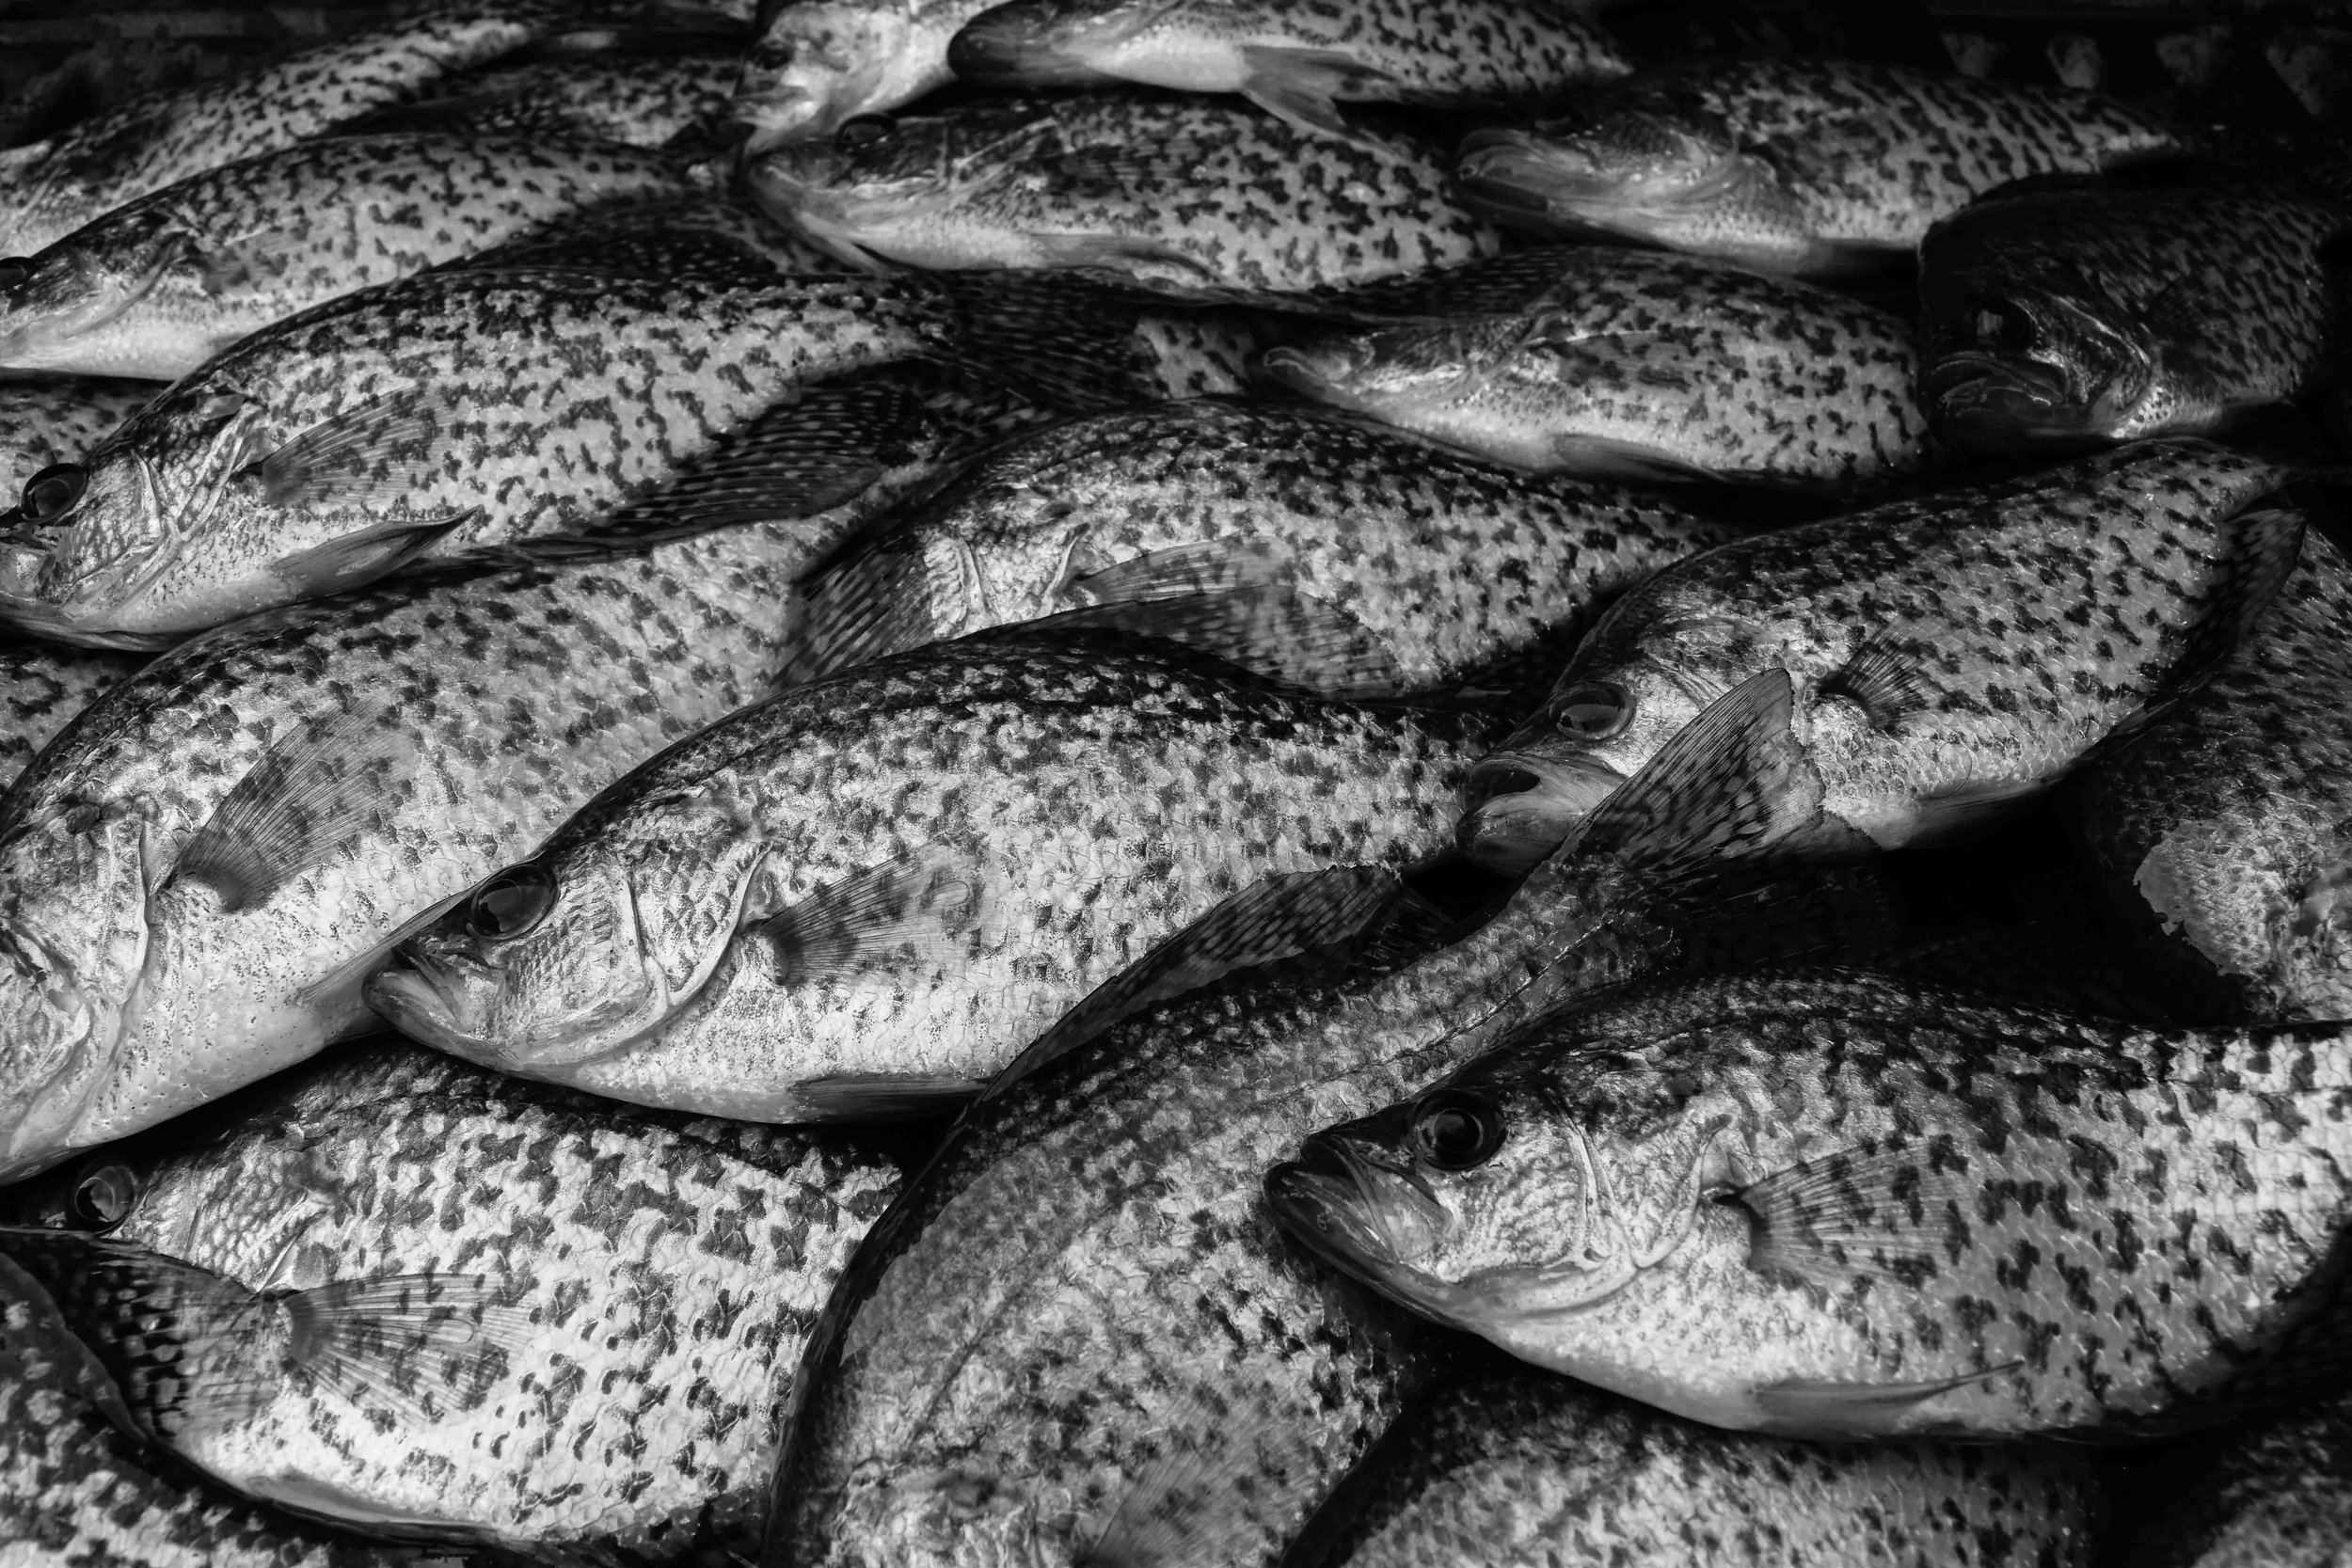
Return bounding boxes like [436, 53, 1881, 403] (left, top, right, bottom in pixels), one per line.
[1920, 353, 2109, 452]
[1267, 1136, 1456, 1299]
[362, 951, 493, 1061]
[945, 18, 1108, 85]
[1454, 129, 1727, 240]
[1457, 752, 1626, 875]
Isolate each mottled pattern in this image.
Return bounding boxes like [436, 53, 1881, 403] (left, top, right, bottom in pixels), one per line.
[1918, 187, 2350, 449]
[376, 631, 1489, 1120]
[1458, 57, 2182, 277]
[791, 398, 1737, 693]
[457, 187, 840, 276]
[1, 377, 153, 491]
[746, 93, 1496, 291]
[1290, 968, 2352, 1436]
[1301, 1359, 2100, 1568]
[0, 518, 830, 1182]
[735, 0, 1004, 149]
[0, 640, 142, 794]
[2065, 532, 2352, 1022]
[1263, 245, 1928, 485]
[0, 133, 702, 381]
[2126, 1393, 2352, 1567]
[355, 51, 742, 147]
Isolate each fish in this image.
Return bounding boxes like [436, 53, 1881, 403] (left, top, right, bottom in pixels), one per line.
[3, 376, 153, 486]
[0, 261, 1168, 646]
[789, 397, 1740, 698]
[1917, 185, 2352, 452]
[345, 49, 743, 147]
[1458, 439, 2300, 875]
[2063, 529, 2352, 1022]
[1260, 245, 1930, 486]
[746, 92, 1497, 293]
[769, 670, 1897, 1567]
[0, 1041, 911, 1560]
[1273, 964, 2352, 1439]
[366, 627, 1491, 1122]
[1455, 58, 2185, 277]
[1284, 1354, 2102, 1568]
[2120, 1394, 2352, 1567]
[0, 132, 706, 381]
[0, 639, 143, 794]
[945, 0, 1629, 151]
[732, 0, 1003, 151]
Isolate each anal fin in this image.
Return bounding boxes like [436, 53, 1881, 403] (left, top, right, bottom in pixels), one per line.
[1755, 1363, 2021, 1438]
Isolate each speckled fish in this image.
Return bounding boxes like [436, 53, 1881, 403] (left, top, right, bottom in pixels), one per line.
[790, 397, 1738, 698]
[1458, 440, 2298, 875]
[3, 378, 154, 485]
[771, 671, 1895, 1567]
[733, 0, 1001, 151]
[0, 1042, 909, 1560]
[1286, 1355, 2101, 1568]
[453, 185, 843, 275]
[1917, 186, 2352, 451]
[1457, 58, 2184, 277]
[0, 1256, 410, 1568]
[0, 132, 705, 382]
[0, 0, 580, 257]
[0, 261, 1165, 646]
[2121, 1394, 2352, 1567]
[749, 93, 1496, 294]
[1261, 246, 1929, 486]
[349, 49, 742, 147]
[946, 0, 1629, 152]
[366, 629, 1488, 1121]
[0, 640, 141, 794]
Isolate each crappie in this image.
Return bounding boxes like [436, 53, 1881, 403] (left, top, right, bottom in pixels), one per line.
[0, 262, 1160, 646]
[3, 378, 153, 485]
[1918, 186, 2351, 451]
[790, 397, 1739, 697]
[1459, 440, 2298, 874]
[350, 50, 742, 147]
[1457, 58, 2183, 277]
[748, 93, 1496, 293]
[0, 1043, 909, 1560]
[1261, 246, 1929, 485]
[1289, 1355, 2100, 1568]
[1, 640, 140, 793]
[771, 672, 1892, 1567]
[454, 186, 842, 274]
[2122, 1396, 2352, 1567]
[1272, 966, 2352, 1438]
[367, 629, 1488, 1121]
[734, 0, 1000, 150]
[0, 132, 703, 381]
[946, 0, 1629, 149]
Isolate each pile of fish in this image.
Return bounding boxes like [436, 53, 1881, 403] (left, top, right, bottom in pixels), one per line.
[8, 0, 2352, 1563]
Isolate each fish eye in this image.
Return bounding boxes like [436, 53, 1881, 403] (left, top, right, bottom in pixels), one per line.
[465, 861, 557, 941]
[1408, 1088, 1507, 1171]
[68, 1161, 138, 1231]
[21, 463, 87, 525]
[0, 257, 28, 290]
[1966, 295, 2036, 355]
[1552, 680, 1630, 741]
[835, 114, 897, 150]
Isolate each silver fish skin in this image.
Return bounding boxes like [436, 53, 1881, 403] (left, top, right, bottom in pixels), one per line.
[2, 378, 154, 486]
[2123, 1394, 2352, 1567]
[733, 0, 1002, 151]
[1272, 966, 2352, 1439]
[0, 641, 141, 796]
[0, 263, 1158, 647]
[0, 518, 829, 1185]
[0, 133, 705, 382]
[1457, 58, 2184, 277]
[1459, 439, 2297, 875]
[1288, 1357, 2101, 1568]
[0, 1043, 910, 1560]
[946, 0, 1629, 149]
[770, 670, 1892, 1568]
[746, 93, 1497, 293]
[366, 629, 1490, 1121]
[0, 0, 579, 257]
[351, 50, 743, 147]
[1260, 246, 1928, 486]
[789, 397, 1740, 696]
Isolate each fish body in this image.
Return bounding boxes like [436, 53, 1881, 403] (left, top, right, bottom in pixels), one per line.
[0, 1044, 910, 1559]
[2123, 1394, 2352, 1567]
[453, 185, 844, 274]
[1272, 966, 2352, 1438]
[748, 93, 1495, 292]
[790, 397, 1739, 695]
[366, 629, 1488, 1121]
[1260, 246, 1928, 485]
[1457, 58, 2184, 277]
[1290, 1356, 2101, 1568]
[0, 641, 141, 793]
[1917, 186, 2350, 451]
[1459, 440, 2296, 874]
[734, 0, 1002, 150]
[0, 133, 704, 382]
[352, 50, 742, 146]
[2, 378, 154, 484]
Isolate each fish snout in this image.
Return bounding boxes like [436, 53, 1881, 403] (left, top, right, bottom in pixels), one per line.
[946, 8, 1092, 85]
[1267, 1132, 1449, 1275]
[363, 945, 500, 1061]
[1260, 341, 1369, 401]
[1456, 752, 1625, 875]
[1919, 352, 2087, 452]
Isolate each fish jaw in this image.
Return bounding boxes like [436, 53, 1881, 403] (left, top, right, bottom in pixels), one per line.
[734, 5, 931, 152]
[1260, 335, 1518, 457]
[1455, 751, 1625, 875]
[746, 154, 969, 273]
[948, 0, 1211, 89]
[1918, 351, 2146, 453]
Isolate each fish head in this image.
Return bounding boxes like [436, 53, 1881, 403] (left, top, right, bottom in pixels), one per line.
[0, 209, 212, 381]
[948, 0, 1195, 86]
[1262, 319, 1548, 463]
[735, 1, 926, 152]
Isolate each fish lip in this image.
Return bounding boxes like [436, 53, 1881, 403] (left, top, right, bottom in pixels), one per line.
[1457, 752, 1627, 875]
[1259, 343, 1366, 401]
[1266, 1145, 1406, 1275]
[731, 88, 839, 154]
[1920, 353, 2106, 452]
[362, 954, 487, 1060]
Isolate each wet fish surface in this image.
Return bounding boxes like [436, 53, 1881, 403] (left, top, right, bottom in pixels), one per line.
[790, 396, 1740, 697]
[0, 132, 704, 381]
[1272, 965, 2352, 1438]
[1918, 186, 2351, 451]
[0, 1042, 910, 1560]
[0, 640, 141, 794]
[748, 93, 1496, 293]
[368, 628, 1490, 1121]
[2, 376, 152, 484]
[2122, 1394, 2352, 1567]
[734, 0, 1003, 150]
[349, 49, 742, 146]
[1458, 58, 2184, 277]
[1262, 245, 1929, 485]
[1460, 440, 2298, 873]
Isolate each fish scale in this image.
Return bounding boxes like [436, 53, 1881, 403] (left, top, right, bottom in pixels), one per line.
[349, 50, 742, 147]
